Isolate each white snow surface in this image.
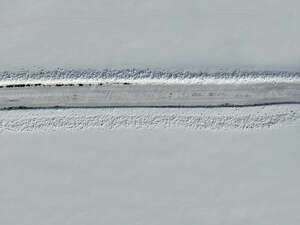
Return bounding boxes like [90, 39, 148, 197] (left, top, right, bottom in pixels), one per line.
[1, 125, 300, 225]
[1, 1, 300, 223]
[1, 0, 300, 70]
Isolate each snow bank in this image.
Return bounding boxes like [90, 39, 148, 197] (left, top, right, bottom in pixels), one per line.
[1, 104, 300, 132]
[1, 69, 300, 85]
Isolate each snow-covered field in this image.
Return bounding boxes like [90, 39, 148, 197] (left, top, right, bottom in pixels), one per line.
[1, 0, 300, 224]
[1, 0, 300, 70]
[1, 125, 300, 225]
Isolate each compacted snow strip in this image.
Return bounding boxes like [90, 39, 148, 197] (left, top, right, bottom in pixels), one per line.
[1, 69, 299, 108]
[0, 80, 299, 109]
[0, 104, 299, 133]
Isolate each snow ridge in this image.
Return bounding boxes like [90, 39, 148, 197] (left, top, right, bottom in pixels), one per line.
[1, 68, 300, 84]
[1, 105, 299, 133]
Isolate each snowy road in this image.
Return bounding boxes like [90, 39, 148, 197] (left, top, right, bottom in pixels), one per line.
[1, 0, 300, 224]
[1, 81, 300, 109]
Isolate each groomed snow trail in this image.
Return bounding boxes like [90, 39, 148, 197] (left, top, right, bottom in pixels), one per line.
[0, 69, 299, 109]
[1, 82, 300, 109]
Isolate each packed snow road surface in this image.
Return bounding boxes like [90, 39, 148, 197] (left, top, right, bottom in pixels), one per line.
[0, 82, 300, 109]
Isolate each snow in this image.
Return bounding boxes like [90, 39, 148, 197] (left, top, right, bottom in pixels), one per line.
[0, 82, 299, 109]
[1, 0, 300, 70]
[1, 0, 300, 223]
[1, 69, 300, 84]
[1, 104, 300, 132]
[1, 125, 300, 224]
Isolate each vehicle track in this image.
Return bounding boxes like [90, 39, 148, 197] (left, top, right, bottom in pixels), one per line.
[0, 81, 299, 109]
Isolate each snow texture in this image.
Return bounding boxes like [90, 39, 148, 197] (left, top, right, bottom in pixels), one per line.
[1, 69, 300, 81]
[0, 69, 300, 86]
[1, 0, 300, 224]
[1, 104, 300, 133]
